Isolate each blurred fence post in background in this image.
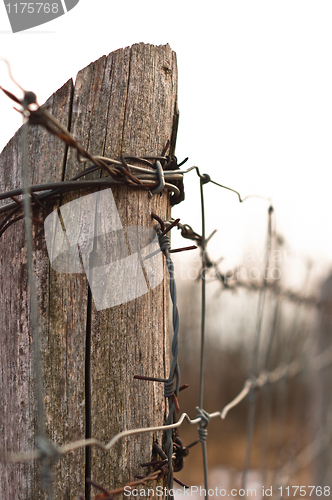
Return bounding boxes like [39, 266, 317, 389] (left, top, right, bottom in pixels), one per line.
[0, 43, 178, 499]
[313, 272, 332, 489]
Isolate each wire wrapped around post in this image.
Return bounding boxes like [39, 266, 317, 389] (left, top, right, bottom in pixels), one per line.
[152, 216, 181, 498]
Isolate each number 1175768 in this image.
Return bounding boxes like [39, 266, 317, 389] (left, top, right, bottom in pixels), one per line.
[279, 486, 330, 496]
[6, 3, 59, 14]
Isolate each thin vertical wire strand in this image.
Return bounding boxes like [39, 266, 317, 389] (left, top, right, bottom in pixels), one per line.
[259, 258, 281, 493]
[242, 206, 273, 494]
[199, 177, 209, 499]
[164, 248, 180, 498]
[273, 310, 298, 479]
[22, 120, 53, 499]
[199, 178, 206, 410]
[260, 296, 280, 496]
[153, 224, 180, 499]
[289, 264, 314, 436]
[273, 265, 313, 490]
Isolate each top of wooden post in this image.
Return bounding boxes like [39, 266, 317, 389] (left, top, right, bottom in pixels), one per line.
[0, 43, 179, 500]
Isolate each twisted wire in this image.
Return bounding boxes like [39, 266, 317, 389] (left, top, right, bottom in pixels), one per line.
[242, 206, 273, 495]
[21, 119, 54, 498]
[1, 70, 330, 498]
[196, 408, 210, 443]
[197, 173, 210, 499]
[154, 225, 180, 497]
[6, 337, 332, 463]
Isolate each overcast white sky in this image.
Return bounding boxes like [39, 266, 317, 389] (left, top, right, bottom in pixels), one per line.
[1, 1, 332, 288]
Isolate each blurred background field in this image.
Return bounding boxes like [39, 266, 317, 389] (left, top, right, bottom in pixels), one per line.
[168, 242, 332, 497]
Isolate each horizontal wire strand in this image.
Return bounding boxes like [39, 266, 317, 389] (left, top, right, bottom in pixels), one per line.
[5, 340, 332, 464]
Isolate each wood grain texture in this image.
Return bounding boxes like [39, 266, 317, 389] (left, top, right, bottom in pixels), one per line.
[87, 43, 178, 495]
[0, 43, 178, 500]
[0, 79, 76, 500]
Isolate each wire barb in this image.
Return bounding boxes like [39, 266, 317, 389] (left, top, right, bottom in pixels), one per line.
[151, 212, 182, 497]
[1, 58, 328, 500]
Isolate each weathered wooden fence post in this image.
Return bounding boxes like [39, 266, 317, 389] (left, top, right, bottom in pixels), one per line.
[0, 43, 179, 499]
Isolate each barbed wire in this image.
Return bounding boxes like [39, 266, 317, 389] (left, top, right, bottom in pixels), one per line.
[1, 60, 331, 499]
[241, 206, 273, 496]
[4, 337, 332, 461]
[175, 221, 320, 308]
[20, 95, 54, 498]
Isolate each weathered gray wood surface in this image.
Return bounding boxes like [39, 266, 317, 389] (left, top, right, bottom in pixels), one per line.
[0, 43, 178, 499]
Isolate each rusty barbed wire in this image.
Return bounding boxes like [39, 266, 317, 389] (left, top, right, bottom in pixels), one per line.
[175, 220, 320, 308]
[1, 59, 331, 499]
[88, 471, 161, 500]
[19, 82, 54, 499]
[0, 72, 268, 241]
[4, 332, 332, 466]
[81, 437, 196, 500]
[133, 213, 182, 496]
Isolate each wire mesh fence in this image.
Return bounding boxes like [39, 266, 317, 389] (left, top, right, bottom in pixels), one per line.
[1, 55, 332, 500]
